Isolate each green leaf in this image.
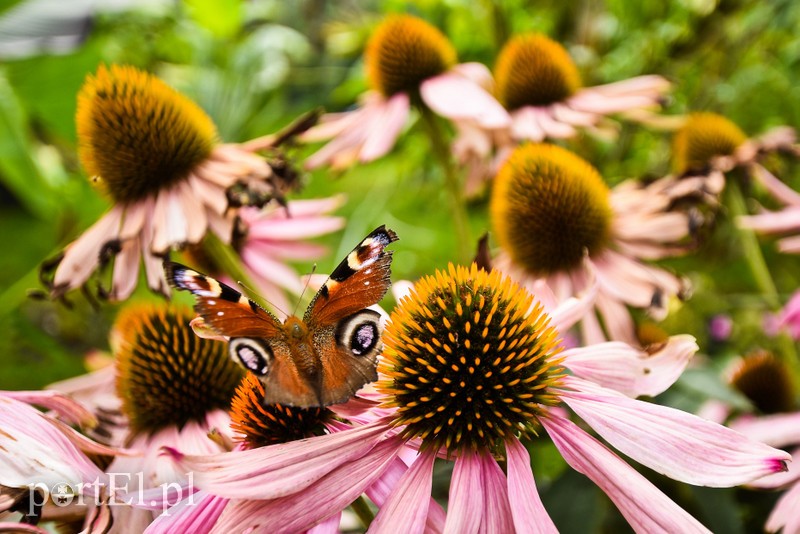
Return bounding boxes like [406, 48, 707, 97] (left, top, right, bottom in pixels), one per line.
[184, 0, 243, 39]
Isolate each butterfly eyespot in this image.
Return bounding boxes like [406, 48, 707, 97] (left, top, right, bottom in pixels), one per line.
[229, 338, 272, 376]
[336, 310, 382, 357]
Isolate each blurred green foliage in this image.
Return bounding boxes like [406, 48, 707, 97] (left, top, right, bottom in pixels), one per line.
[1, 0, 800, 530]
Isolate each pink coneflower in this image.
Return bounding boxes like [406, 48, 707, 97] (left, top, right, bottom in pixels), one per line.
[232, 195, 346, 314]
[490, 143, 692, 344]
[47, 302, 244, 532]
[166, 264, 788, 532]
[0, 390, 122, 532]
[737, 166, 800, 254]
[301, 14, 509, 169]
[41, 64, 290, 301]
[494, 33, 669, 143]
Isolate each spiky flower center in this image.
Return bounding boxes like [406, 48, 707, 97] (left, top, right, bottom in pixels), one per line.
[77, 64, 218, 203]
[379, 264, 563, 454]
[494, 34, 581, 110]
[672, 112, 747, 174]
[366, 15, 457, 97]
[490, 144, 613, 275]
[230, 373, 333, 449]
[115, 303, 243, 434]
[729, 351, 795, 414]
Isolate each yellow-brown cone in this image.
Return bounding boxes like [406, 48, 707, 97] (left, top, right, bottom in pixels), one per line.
[672, 112, 747, 174]
[77, 64, 218, 203]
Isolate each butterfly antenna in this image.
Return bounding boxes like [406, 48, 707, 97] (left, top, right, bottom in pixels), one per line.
[238, 280, 289, 318]
[294, 263, 318, 316]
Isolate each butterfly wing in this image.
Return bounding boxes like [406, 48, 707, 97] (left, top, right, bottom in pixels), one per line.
[304, 225, 398, 327]
[303, 226, 398, 404]
[164, 261, 282, 338]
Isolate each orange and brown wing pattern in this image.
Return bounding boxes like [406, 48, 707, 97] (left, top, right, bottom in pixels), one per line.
[304, 225, 398, 327]
[164, 261, 282, 338]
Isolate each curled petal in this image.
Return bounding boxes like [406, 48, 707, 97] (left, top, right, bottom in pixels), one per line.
[560, 335, 697, 397]
[541, 412, 710, 533]
[559, 377, 791, 487]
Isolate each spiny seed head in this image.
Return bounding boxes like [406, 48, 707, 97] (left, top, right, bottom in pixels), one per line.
[378, 263, 563, 455]
[490, 143, 613, 276]
[114, 303, 243, 435]
[366, 14, 457, 97]
[77, 64, 218, 203]
[729, 350, 796, 414]
[494, 34, 581, 110]
[230, 373, 333, 449]
[672, 112, 747, 174]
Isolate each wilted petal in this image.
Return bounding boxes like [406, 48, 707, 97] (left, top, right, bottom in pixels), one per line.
[505, 438, 557, 534]
[560, 376, 791, 486]
[541, 412, 711, 533]
[370, 451, 436, 534]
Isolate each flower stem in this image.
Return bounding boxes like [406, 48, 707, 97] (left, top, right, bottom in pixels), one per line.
[350, 495, 375, 529]
[727, 180, 800, 375]
[419, 105, 471, 261]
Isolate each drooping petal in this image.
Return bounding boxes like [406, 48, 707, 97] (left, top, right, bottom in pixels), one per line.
[541, 412, 711, 533]
[370, 451, 436, 534]
[559, 376, 791, 486]
[479, 453, 514, 534]
[1, 390, 96, 428]
[144, 491, 226, 534]
[163, 419, 391, 499]
[751, 163, 800, 207]
[560, 335, 697, 397]
[444, 450, 483, 534]
[359, 92, 411, 162]
[505, 438, 558, 534]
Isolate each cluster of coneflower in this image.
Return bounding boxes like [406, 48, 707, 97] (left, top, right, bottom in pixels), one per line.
[2, 11, 800, 534]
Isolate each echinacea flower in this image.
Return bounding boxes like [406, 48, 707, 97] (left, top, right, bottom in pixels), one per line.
[494, 33, 670, 143]
[737, 166, 800, 254]
[301, 14, 508, 169]
[490, 143, 692, 344]
[0, 390, 124, 532]
[165, 264, 788, 533]
[49, 302, 244, 532]
[42, 64, 292, 301]
[146, 373, 433, 533]
[697, 352, 800, 534]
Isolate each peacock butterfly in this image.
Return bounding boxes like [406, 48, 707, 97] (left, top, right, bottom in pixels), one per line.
[164, 225, 398, 407]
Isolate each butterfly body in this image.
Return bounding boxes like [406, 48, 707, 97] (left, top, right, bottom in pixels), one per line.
[165, 225, 397, 407]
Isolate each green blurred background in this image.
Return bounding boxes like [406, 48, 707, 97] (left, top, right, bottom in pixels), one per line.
[1, 1, 800, 530]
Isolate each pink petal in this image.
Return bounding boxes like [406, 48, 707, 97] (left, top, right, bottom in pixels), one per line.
[211, 438, 402, 533]
[752, 163, 800, 206]
[421, 73, 510, 129]
[52, 205, 124, 290]
[245, 215, 346, 241]
[505, 439, 558, 534]
[479, 453, 514, 534]
[151, 186, 189, 254]
[594, 291, 638, 345]
[370, 451, 436, 534]
[366, 455, 446, 533]
[766, 478, 800, 533]
[190, 174, 228, 216]
[549, 266, 598, 333]
[728, 412, 800, 448]
[359, 92, 410, 162]
[300, 109, 362, 143]
[778, 235, 800, 253]
[749, 447, 800, 489]
[738, 207, 800, 234]
[559, 376, 791, 486]
[145, 491, 226, 534]
[449, 62, 495, 92]
[444, 450, 484, 533]
[532, 107, 576, 138]
[1, 390, 96, 427]
[110, 238, 141, 301]
[304, 107, 374, 170]
[509, 108, 545, 141]
[241, 248, 304, 294]
[541, 412, 711, 533]
[560, 335, 698, 397]
[0, 524, 50, 533]
[308, 512, 341, 534]
[614, 211, 690, 242]
[163, 420, 390, 499]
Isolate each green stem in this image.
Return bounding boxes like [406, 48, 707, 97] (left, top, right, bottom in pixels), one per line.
[419, 106, 471, 261]
[202, 232, 272, 312]
[350, 495, 375, 529]
[727, 180, 800, 376]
